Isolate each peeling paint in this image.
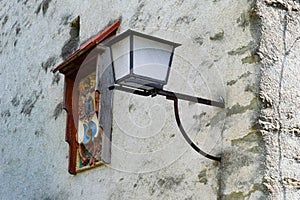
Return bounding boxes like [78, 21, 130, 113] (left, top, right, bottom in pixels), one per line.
[156, 175, 184, 191]
[11, 94, 21, 107]
[237, 11, 250, 29]
[210, 30, 224, 41]
[16, 26, 21, 36]
[245, 84, 257, 93]
[193, 36, 204, 46]
[35, 0, 52, 15]
[1, 110, 11, 119]
[129, 2, 151, 30]
[231, 131, 262, 146]
[61, 14, 73, 26]
[130, 2, 145, 25]
[20, 90, 42, 116]
[207, 111, 224, 127]
[228, 41, 254, 56]
[224, 183, 264, 199]
[42, 56, 56, 73]
[52, 73, 61, 85]
[129, 103, 136, 113]
[176, 16, 196, 25]
[227, 71, 251, 86]
[61, 16, 80, 59]
[198, 169, 208, 185]
[14, 40, 18, 47]
[23, 0, 29, 5]
[1, 15, 8, 27]
[193, 112, 206, 120]
[53, 102, 63, 120]
[249, 146, 261, 154]
[224, 191, 244, 200]
[35, 128, 44, 137]
[227, 98, 259, 117]
[241, 54, 260, 64]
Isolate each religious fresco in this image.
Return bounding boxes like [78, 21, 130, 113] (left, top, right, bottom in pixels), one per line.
[76, 71, 103, 170]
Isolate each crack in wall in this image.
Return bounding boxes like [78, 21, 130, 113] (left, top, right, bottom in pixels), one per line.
[277, 11, 289, 200]
[272, 11, 300, 198]
[285, 36, 300, 55]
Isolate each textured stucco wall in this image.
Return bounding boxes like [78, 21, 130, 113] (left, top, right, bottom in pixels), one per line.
[257, 0, 300, 199]
[2, 0, 295, 199]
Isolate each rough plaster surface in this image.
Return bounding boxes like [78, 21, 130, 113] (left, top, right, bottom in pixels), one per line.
[0, 0, 297, 199]
[257, 0, 300, 199]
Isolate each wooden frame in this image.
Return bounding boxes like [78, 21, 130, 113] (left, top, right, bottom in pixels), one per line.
[54, 20, 120, 175]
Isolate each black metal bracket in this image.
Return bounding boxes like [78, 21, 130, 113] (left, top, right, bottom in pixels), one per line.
[172, 98, 221, 161]
[109, 84, 224, 161]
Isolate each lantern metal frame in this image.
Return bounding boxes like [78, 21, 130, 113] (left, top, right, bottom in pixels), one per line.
[104, 29, 181, 91]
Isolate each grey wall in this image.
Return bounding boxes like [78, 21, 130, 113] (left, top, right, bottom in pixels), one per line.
[257, 0, 300, 199]
[0, 0, 299, 199]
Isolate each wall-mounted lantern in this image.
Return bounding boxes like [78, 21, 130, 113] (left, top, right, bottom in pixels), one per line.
[104, 29, 225, 161]
[104, 29, 180, 91]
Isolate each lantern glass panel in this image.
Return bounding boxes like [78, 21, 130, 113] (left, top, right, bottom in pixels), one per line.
[133, 36, 173, 82]
[111, 36, 130, 81]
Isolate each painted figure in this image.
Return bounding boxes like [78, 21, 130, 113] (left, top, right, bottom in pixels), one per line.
[77, 72, 103, 168]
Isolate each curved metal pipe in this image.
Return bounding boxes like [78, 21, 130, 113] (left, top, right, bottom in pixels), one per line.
[172, 98, 221, 161]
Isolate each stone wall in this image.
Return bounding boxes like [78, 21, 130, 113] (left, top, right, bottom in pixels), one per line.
[0, 0, 298, 199]
[257, 0, 300, 199]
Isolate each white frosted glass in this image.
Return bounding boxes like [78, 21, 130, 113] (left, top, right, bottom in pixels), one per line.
[134, 63, 169, 81]
[111, 37, 130, 81]
[133, 36, 173, 81]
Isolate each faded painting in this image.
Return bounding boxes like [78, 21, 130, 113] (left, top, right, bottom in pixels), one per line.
[77, 71, 103, 171]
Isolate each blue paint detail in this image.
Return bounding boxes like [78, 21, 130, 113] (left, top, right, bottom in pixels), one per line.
[89, 121, 97, 140]
[82, 121, 98, 144]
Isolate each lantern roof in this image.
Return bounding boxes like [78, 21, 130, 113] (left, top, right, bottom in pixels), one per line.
[104, 29, 181, 48]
